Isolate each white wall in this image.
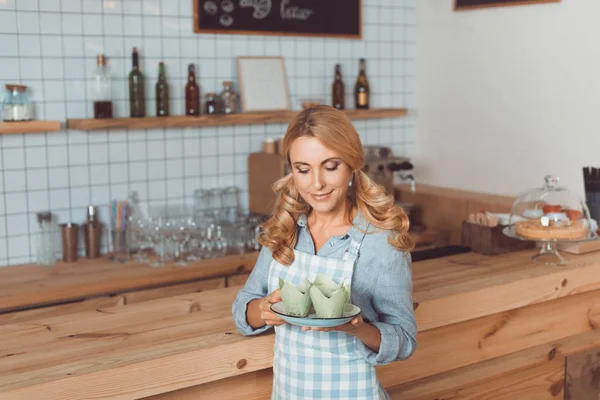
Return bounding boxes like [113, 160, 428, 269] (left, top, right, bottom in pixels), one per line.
[415, 0, 600, 198]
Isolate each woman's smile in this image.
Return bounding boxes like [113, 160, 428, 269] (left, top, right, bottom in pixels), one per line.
[311, 190, 334, 201]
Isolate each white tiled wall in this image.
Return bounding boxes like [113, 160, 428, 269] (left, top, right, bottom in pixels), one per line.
[0, 0, 416, 265]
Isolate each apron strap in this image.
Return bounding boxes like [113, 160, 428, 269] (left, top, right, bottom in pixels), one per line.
[342, 223, 370, 261]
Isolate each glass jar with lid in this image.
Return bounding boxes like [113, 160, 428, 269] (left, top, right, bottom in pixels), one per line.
[218, 81, 237, 114]
[505, 175, 596, 264]
[205, 93, 217, 115]
[2, 84, 33, 121]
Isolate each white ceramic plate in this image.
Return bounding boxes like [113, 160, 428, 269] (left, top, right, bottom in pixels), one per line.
[270, 302, 361, 328]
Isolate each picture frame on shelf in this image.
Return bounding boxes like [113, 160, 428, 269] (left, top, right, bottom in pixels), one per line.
[454, 0, 561, 11]
[236, 56, 291, 113]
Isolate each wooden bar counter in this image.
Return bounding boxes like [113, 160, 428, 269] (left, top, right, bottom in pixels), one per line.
[2, 250, 600, 399]
[0, 253, 260, 314]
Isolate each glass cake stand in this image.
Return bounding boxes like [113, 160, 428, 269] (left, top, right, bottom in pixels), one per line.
[503, 225, 598, 265]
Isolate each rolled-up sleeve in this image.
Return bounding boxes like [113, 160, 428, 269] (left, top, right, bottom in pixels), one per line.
[355, 251, 417, 366]
[232, 246, 274, 336]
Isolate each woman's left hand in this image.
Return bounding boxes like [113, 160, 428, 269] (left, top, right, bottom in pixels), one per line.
[301, 315, 365, 333]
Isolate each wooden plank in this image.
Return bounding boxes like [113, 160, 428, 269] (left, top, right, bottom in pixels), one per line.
[0, 278, 225, 326]
[227, 274, 250, 287]
[0, 323, 275, 399]
[389, 330, 600, 399]
[0, 253, 258, 313]
[396, 183, 515, 205]
[149, 328, 600, 400]
[558, 239, 600, 254]
[122, 278, 225, 303]
[67, 108, 408, 131]
[0, 286, 239, 347]
[391, 359, 564, 400]
[413, 251, 600, 330]
[0, 121, 61, 134]
[0, 296, 125, 326]
[565, 347, 600, 400]
[144, 370, 273, 400]
[0, 318, 239, 390]
[0, 289, 247, 391]
[378, 289, 600, 388]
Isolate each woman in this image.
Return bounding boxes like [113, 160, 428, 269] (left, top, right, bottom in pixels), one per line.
[232, 105, 417, 399]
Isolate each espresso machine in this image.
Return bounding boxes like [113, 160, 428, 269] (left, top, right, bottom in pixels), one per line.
[362, 146, 422, 231]
[362, 146, 415, 195]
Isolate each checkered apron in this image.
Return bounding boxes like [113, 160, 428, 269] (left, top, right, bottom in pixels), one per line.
[267, 232, 387, 399]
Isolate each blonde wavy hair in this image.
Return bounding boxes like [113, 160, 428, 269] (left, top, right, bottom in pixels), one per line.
[260, 105, 414, 265]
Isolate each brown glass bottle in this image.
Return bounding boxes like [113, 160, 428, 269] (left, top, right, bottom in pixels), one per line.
[354, 58, 370, 109]
[185, 64, 200, 116]
[128, 47, 146, 117]
[332, 64, 345, 110]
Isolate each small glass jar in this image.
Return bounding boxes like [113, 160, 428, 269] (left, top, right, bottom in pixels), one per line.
[205, 93, 217, 115]
[3, 84, 33, 121]
[218, 81, 237, 114]
[36, 212, 57, 266]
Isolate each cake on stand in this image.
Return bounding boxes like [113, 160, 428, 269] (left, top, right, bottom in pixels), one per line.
[502, 175, 598, 265]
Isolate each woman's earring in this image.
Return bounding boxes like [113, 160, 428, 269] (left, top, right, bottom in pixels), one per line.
[348, 180, 353, 187]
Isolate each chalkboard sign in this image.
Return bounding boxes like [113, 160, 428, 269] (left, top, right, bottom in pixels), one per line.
[194, 0, 362, 39]
[455, 0, 560, 10]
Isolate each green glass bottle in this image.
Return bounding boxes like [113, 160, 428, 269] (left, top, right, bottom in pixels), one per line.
[155, 62, 169, 117]
[128, 47, 146, 118]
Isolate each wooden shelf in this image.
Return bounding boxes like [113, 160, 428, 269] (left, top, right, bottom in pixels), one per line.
[0, 120, 62, 134]
[67, 108, 408, 131]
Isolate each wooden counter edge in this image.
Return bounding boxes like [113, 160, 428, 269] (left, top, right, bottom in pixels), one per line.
[394, 183, 515, 205]
[414, 252, 600, 330]
[1, 333, 275, 400]
[0, 252, 259, 313]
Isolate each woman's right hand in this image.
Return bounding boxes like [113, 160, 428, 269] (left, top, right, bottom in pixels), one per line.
[260, 289, 285, 326]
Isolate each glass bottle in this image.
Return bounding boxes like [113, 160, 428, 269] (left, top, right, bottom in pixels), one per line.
[219, 81, 237, 115]
[185, 64, 200, 116]
[205, 93, 217, 115]
[36, 212, 57, 266]
[128, 47, 146, 118]
[92, 54, 113, 119]
[354, 58, 370, 110]
[155, 61, 169, 117]
[126, 190, 145, 256]
[332, 64, 345, 110]
[2, 84, 33, 121]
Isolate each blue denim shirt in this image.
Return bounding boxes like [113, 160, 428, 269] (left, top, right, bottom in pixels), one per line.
[232, 212, 417, 366]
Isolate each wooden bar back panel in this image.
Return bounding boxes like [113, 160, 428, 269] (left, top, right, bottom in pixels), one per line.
[396, 184, 514, 245]
[248, 152, 289, 215]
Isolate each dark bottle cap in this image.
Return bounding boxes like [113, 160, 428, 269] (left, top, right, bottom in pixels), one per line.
[132, 47, 139, 67]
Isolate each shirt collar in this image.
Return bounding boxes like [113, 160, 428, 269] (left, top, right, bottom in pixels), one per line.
[296, 210, 372, 241]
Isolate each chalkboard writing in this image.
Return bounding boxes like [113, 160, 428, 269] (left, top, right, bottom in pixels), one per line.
[194, 0, 361, 39]
[455, 0, 560, 10]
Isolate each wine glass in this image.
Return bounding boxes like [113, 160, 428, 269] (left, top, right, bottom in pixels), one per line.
[130, 218, 153, 264]
[148, 217, 166, 268]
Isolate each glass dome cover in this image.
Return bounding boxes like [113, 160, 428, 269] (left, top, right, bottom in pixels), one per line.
[508, 175, 596, 242]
